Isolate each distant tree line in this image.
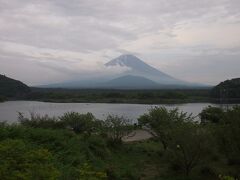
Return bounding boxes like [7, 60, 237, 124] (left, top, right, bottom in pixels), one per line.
[26, 88, 211, 103]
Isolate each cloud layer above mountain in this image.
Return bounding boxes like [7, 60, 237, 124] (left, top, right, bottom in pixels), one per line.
[0, 0, 240, 85]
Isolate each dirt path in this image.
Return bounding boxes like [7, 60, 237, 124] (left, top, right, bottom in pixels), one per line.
[122, 129, 153, 142]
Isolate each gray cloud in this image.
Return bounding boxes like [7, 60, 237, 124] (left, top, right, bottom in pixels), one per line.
[0, 0, 240, 85]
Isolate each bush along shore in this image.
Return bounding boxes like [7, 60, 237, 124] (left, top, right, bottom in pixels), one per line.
[0, 106, 240, 179]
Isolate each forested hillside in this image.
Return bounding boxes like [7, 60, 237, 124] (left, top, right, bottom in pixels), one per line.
[211, 78, 240, 100]
[0, 74, 30, 98]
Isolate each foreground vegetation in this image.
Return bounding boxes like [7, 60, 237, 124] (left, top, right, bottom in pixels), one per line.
[0, 106, 240, 179]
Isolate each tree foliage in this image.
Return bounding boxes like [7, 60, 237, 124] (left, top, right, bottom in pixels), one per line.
[59, 112, 97, 134]
[103, 115, 133, 145]
[18, 112, 102, 135]
[138, 107, 212, 176]
[18, 112, 64, 129]
[215, 106, 240, 165]
[138, 107, 193, 149]
[167, 123, 211, 176]
[199, 106, 225, 124]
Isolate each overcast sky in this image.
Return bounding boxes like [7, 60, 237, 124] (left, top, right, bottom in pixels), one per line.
[0, 0, 240, 86]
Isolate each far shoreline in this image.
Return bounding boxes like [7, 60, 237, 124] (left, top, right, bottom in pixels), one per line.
[1, 98, 239, 105]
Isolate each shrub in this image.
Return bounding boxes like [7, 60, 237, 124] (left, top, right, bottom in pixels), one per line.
[85, 135, 110, 159]
[18, 112, 64, 129]
[59, 112, 96, 134]
[103, 115, 133, 145]
[215, 106, 240, 165]
[18, 112, 101, 135]
[77, 163, 107, 180]
[0, 139, 60, 179]
[167, 123, 211, 176]
[199, 106, 225, 124]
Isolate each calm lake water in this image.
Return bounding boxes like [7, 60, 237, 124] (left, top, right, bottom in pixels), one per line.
[0, 101, 234, 123]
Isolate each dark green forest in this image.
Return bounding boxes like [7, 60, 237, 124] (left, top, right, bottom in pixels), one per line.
[0, 106, 240, 179]
[211, 78, 240, 100]
[0, 74, 30, 99]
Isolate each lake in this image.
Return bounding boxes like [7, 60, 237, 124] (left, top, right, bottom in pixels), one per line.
[0, 101, 234, 123]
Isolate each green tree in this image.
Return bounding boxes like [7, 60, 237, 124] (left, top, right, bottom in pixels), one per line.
[215, 106, 240, 165]
[59, 112, 96, 134]
[199, 106, 225, 124]
[167, 122, 210, 176]
[138, 107, 193, 150]
[103, 115, 133, 145]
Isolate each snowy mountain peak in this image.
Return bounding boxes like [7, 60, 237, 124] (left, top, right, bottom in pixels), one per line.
[105, 54, 147, 68]
[105, 54, 187, 85]
[105, 54, 170, 76]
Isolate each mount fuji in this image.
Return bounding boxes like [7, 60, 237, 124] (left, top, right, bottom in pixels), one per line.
[41, 54, 204, 89]
[105, 54, 185, 85]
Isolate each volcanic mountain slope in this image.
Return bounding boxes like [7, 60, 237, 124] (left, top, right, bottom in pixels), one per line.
[41, 54, 205, 89]
[102, 75, 160, 89]
[105, 54, 186, 85]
